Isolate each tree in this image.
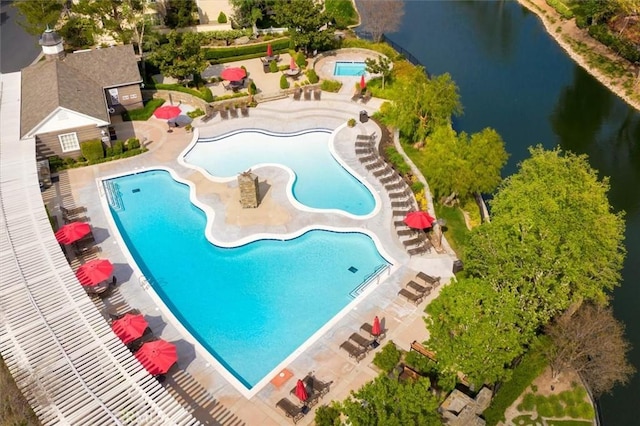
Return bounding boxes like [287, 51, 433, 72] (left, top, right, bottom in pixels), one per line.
[419, 126, 508, 202]
[381, 70, 462, 143]
[230, 0, 267, 28]
[146, 31, 207, 82]
[340, 375, 442, 425]
[425, 278, 529, 387]
[365, 55, 392, 89]
[545, 303, 635, 397]
[465, 146, 626, 325]
[13, 0, 65, 36]
[164, 0, 198, 28]
[357, 0, 405, 42]
[273, 0, 335, 54]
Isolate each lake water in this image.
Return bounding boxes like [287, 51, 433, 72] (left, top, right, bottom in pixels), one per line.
[380, 1, 640, 424]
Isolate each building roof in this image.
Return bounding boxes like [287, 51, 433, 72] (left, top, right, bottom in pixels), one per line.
[20, 44, 142, 139]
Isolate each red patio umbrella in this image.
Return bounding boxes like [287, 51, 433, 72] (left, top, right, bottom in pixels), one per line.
[290, 56, 297, 70]
[111, 313, 148, 345]
[267, 43, 273, 57]
[55, 221, 91, 244]
[294, 379, 308, 404]
[360, 74, 366, 90]
[135, 339, 177, 376]
[220, 67, 246, 82]
[75, 258, 113, 287]
[372, 316, 381, 337]
[153, 105, 181, 120]
[403, 211, 436, 230]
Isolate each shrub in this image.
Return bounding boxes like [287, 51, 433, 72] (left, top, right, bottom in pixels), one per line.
[347, 118, 356, 127]
[112, 140, 124, 155]
[410, 180, 424, 193]
[280, 74, 290, 89]
[296, 51, 307, 68]
[48, 156, 64, 172]
[248, 81, 257, 95]
[105, 147, 114, 157]
[127, 138, 141, 150]
[269, 60, 279, 73]
[404, 350, 437, 375]
[314, 404, 342, 426]
[306, 68, 319, 84]
[123, 98, 165, 121]
[204, 39, 290, 62]
[200, 86, 214, 102]
[64, 157, 76, 165]
[320, 79, 342, 92]
[372, 341, 401, 373]
[384, 146, 411, 175]
[520, 393, 536, 411]
[81, 139, 105, 161]
[187, 108, 205, 118]
[217, 11, 227, 23]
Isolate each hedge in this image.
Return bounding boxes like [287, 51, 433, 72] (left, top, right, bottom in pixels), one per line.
[81, 139, 105, 161]
[204, 38, 291, 61]
[122, 98, 166, 121]
[588, 24, 640, 63]
[545, 0, 574, 19]
[152, 84, 214, 102]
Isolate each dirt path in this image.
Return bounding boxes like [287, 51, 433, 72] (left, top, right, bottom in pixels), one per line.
[518, 0, 640, 112]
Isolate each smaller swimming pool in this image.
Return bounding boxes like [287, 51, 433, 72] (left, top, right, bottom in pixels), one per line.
[334, 61, 367, 76]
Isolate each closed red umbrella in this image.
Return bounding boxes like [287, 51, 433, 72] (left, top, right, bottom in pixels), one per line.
[75, 258, 113, 286]
[111, 313, 148, 345]
[135, 339, 177, 375]
[55, 221, 91, 244]
[360, 74, 366, 90]
[290, 56, 297, 70]
[372, 316, 381, 337]
[294, 379, 308, 403]
[403, 211, 435, 230]
[267, 43, 273, 57]
[221, 67, 246, 82]
[153, 105, 181, 120]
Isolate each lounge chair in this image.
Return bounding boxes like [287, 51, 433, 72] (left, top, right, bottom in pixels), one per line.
[349, 332, 374, 349]
[407, 280, 431, 295]
[398, 288, 424, 305]
[314, 89, 321, 100]
[356, 133, 375, 141]
[74, 244, 101, 258]
[385, 182, 405, 191]
[407, 246, 428, 257]
[63, 214, 89, 224]
[373, 166, 392, 177]
[303, 373, 331, 397]
[402, 238, 422, 248]
[276, 398, 305, 424]
[392, 210, 409, 217]
[289, 382, 320, 407]
[219, 108, 229, 119]
[359, 155, 377, 164]
[293, 88, 302, 100]
[397, 229, 415, 237]
[303, 88, 312, 100]
[360, 322, 386, 340]
[380, 174, 401, 185]
[416, 272, 441, 286]
[355, 141, 373, 148]
[361, 91, 372, 104]
[61, 206, 87, 216]
[365, 161, 385, 171]
[241, 105, 249, 117]
[339, 340, 367, 361]
[351, 91, 361, 102]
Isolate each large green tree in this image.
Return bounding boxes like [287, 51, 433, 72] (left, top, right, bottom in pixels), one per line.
[340, 375, 442, 425]
[426, 278, 528, 387]
[419, 126, 508, 202]
[13, 0, 65, 36]
[147, 31, 207, 82]
[71, 0, 146, 49]
[273, 0, 335, 54]
[164, 0, 198, 28]
[229, 0, 267, 27]
[381, 70, 462, 143]
[465, 146, 626, 325]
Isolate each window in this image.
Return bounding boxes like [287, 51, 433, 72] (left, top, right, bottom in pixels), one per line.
[58, 132, 80, 152]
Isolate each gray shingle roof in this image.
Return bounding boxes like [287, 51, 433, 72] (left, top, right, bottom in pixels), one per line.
[20, 44, 142, 138]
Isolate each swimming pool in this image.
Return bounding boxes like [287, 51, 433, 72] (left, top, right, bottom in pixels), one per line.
[334, 61, 367, 76]
[104, 170, 390, 391]
[183, 129, 376, 216]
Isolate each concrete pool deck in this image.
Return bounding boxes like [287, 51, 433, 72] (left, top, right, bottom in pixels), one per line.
[43, 93, 458, 424]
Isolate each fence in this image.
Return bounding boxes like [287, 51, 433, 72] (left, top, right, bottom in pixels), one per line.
[381, 34, 428, 76]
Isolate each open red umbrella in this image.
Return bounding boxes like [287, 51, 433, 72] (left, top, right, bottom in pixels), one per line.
[220, 67, 246, 82]
[267, 43, 273, 57]
[294, 379, 308, 403]
[135, 339, 177, 375]
[372, 316, 381, 337]
[403, 211, 436, 230]
[153, 105, 181, 120]
[360, 74, 366, 90]
[55, 221, 91, 244]
[290, 56, 297, 70]
[111, 313, 148, 345]
[75, 258, 113, 286]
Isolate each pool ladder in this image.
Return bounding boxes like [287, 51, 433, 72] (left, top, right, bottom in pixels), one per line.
[104, 180, 124, 212]
[349, 264, 390, 298]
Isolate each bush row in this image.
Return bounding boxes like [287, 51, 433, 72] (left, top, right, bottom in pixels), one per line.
[122, 98, 165, 121]
[49, 138, 145, 172]
[199, 28, 252, 45]
[545, 0, 574, 19]
[150, 83, 215, 102]
[587, 24, 640, 63]
[204, 38, 291, 61]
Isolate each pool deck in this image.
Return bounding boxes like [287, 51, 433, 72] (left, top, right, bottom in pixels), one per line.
[43, 92, 457, 424]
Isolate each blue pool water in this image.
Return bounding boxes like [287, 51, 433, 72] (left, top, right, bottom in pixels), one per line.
[105, 170, 390, 389]
[334, 61, 367, 76]
[183, 129, 375, 215]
